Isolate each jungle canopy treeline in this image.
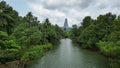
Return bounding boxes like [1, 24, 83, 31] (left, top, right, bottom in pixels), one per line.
[70, 13, 120, 67]
[0, 0, 120, 68]
[0, 1, 65, 63]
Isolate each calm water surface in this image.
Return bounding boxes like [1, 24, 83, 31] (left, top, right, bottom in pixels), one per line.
[28, 39, 109, 68]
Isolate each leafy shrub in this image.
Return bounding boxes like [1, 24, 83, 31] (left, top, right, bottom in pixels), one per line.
[97, 41, 120, 57]
[21, 43, 52, 61]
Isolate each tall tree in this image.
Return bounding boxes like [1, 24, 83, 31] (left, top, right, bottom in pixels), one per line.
[0, 1, 18, 35]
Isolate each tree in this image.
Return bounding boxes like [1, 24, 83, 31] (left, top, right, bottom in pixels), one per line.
[24, 12, 39, 25]
[81, 16, 93, 29]
[12, 23, 43, 46]
[70, 12, 120, 67]
[70, 25, 79, 42]
[0, 31, 21, 63]
[0, 1, 18, 35]
[0, 1, 65, 64]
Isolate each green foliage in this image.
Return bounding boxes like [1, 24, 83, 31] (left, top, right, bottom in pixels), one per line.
[0, 1, 18, 35]
[38, 18, 63, 44]
[70, 25, 79, 42]
[21, 43, 52, 62]
[0, 31, 8, 47]
[0, 31, 21, 63]
[0, 1, 64, 64]
[97, 41, 120, 57]
[24, 12, 39, 25]
[71, 13, 116, 49]
[81, 16, 93, 29]
[79, 24, 98, 49]
[70, 12, 120, 67]
[107, 31, 120, 42]
[97, 41, 120, 68]
[12, 23, 43, 46]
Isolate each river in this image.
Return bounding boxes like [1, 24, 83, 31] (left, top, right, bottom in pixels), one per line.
[27, 39, 109, 68]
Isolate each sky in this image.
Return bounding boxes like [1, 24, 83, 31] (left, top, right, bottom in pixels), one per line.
[2, 0, 120, 27]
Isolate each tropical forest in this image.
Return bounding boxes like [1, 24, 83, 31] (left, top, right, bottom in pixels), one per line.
[0, 0, 120, 68]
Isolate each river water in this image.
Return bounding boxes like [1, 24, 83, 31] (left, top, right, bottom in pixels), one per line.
[28, 39, 109, 68]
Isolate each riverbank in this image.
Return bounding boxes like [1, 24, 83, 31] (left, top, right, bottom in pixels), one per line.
[21, 43, 53, 61]
[69, 13, 120, 68]
[74, 42, 120, 68]
[0, 43, 53, 68]
[0, 60, 24, 68]
[27, 39, 109, 68]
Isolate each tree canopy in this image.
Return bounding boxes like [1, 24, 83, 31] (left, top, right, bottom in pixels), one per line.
[70, 13, 120, 67]
[0, 1, 65, 64]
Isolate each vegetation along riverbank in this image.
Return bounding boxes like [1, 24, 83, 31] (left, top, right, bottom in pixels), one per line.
[0, 1, 120, 68]
[0, 1, 65, 67]
[70, 13, 120, 68]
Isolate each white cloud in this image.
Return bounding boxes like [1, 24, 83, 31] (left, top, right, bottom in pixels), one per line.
[28, 3, 67, 26]
[27, 0, 120, 27]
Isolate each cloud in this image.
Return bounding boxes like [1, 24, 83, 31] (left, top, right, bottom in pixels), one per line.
[28, 3, 66, 26]
[79, 0, 95, 9]
[26, 0, 120, 27]
[40, 0, 95, 10]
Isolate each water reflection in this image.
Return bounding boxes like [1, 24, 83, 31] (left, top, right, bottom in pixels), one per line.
[28, 39, 109, 68]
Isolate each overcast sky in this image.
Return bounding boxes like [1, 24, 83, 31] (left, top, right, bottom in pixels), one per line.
[3, 0, 120, 27]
